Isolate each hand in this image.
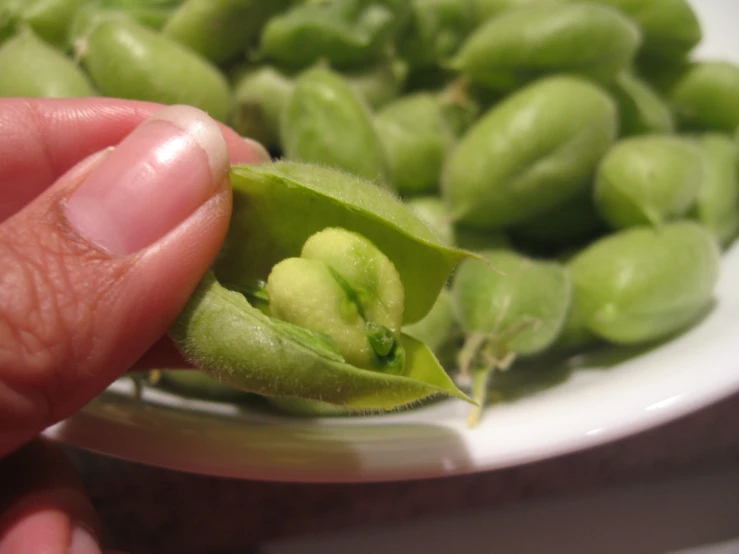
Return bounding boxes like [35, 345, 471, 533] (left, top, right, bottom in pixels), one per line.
[0, 99, 270, 554]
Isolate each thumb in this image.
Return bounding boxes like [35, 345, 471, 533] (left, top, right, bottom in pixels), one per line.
[0, 105, 235, 456]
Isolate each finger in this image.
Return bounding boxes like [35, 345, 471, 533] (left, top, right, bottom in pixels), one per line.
[0, 439, 102, 554]
[0, 97, 270, 221]
[0, 104, 236, 456]
[130, 337, 193, 371]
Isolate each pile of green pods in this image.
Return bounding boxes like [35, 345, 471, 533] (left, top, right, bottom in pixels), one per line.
[4, 0, 737, 426]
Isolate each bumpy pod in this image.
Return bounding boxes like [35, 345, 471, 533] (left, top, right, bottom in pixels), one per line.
[450, 3, 640, 92]
[170, 162, 477, 411]
[0, 26, 95, 97]
[163, 0, 294, 65]
[70, 0, 184, 38]
[231, 66, 294, 152]
[568, 221, 720, 345]
[670, 62, 739, 134]
[258, 0, 404, 70]
[452, 249, 571, 425]
[576, 0, 701, 64]
[594, 135, 703, 229]
[78, 18, 232, 122]
[690, 133, 739, 247]
[441, 76, 617, 229]
[281, 67, 389, 185]
[399, 0, 476, 70]
[607, 72, 675, 137]
[375, 93, 455, 195]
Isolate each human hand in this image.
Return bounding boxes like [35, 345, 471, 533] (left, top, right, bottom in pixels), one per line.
[0, 99, 270, 554]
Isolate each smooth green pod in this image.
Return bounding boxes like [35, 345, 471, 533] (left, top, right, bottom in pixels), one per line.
[441, 76, 617, 229]
[157, 369, 254, 402]
[690, 133, 739, 247]
[163, 0, 294, 65]
[344, 59, 408, 110]
[509, 190, 606, 250]
[399, 0, 476, 70]
[71, 0, 185, 37]
[375, 93, 455, 195]
[258, 0, 402, 70]
[451, 249, 571, 426]
[405, 196, 455, 247]
[670, 62, 739, 133]
[473, 0, 558, 20]
[594, 135, 703, 229]
[568, 221, 720, 345]
[0, 26, 95, 97]
[402, 288, 456, 355]
[553, 294, 599, 352]
[607, 72, 675, 137]
[281, 67, 389, 184]
[575, 0, 701, 64]
[450, 4, 640, 92]
[170, 162, 476, 411]
[11, 0, 88, 49]
[78, 18, 232, 122]
[453, 225, 510, 252]
[232, 66, 294, 152]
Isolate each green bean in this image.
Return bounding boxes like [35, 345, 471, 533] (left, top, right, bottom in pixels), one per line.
[170, 162, 476, 410]
[689, 133, 739, 247]
[670, 61, 739, 133]
[281, 66, 389, 184]
[606, 72, 675, 137]
[231, 66, 294, 152]
[77, 17, 233, 122]
[399, 0, 476, 70]
[450, 4, 640, 92]
[0, 26, 95, 97]
[594, 135, 703, 228]
[568, 221, 720, 345]
[258, 0, 403, 70]
[442, 76, 617, 229]
[451, 249, 571, 425]
[163, 0, 294, 66]
[375, 92, 455, 196]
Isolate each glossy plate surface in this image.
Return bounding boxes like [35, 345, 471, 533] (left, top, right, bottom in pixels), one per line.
[45, 0, 739, 483]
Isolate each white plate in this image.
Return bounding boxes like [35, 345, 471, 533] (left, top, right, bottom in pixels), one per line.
[45, 0, 739, 483]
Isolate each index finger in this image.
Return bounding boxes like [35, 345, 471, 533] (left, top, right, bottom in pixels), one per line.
[0, 97, 269, 222]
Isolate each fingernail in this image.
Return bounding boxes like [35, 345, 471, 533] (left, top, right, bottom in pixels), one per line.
[69, 524, 101, 554]
[64, 105, 229, 256]
[243, 138, 271, 164]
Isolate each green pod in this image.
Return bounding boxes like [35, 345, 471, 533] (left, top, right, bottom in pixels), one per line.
[575, 0, 701, 65]
[594, 135, 703, 229]
[78, 18, 232, 122]
[170, 162, 476, 411]
[264, 396, 354, 417]
[441, 76, 617, 229]
[509, 189, 606, 250]
[553, 293, 599, 352]
[690, 133, 739, 247]
[232, 66, 294, 152]
[399, 0, 476, 70]
[344, 59, 408, 110]
[451, 249, 571, 426]
[669, 62, 739, 134]
[258, 0, 401, 70]
[163, 0, 294, 66]
[607, 72, 675, 137]
[281, 67, 389, 184]
[11, 0, 88, 49]
[450, 4, 640, 92]
[452, 225, 510, 252]
[375, 93, 455, 196]
[402, 287, 456, 355]
[568, 221, 720, 345]
[473, 0, 558, 21]
[405, 196, 455, 247]
[0, 26, 95, 97]
[157, 369, 254, 402]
